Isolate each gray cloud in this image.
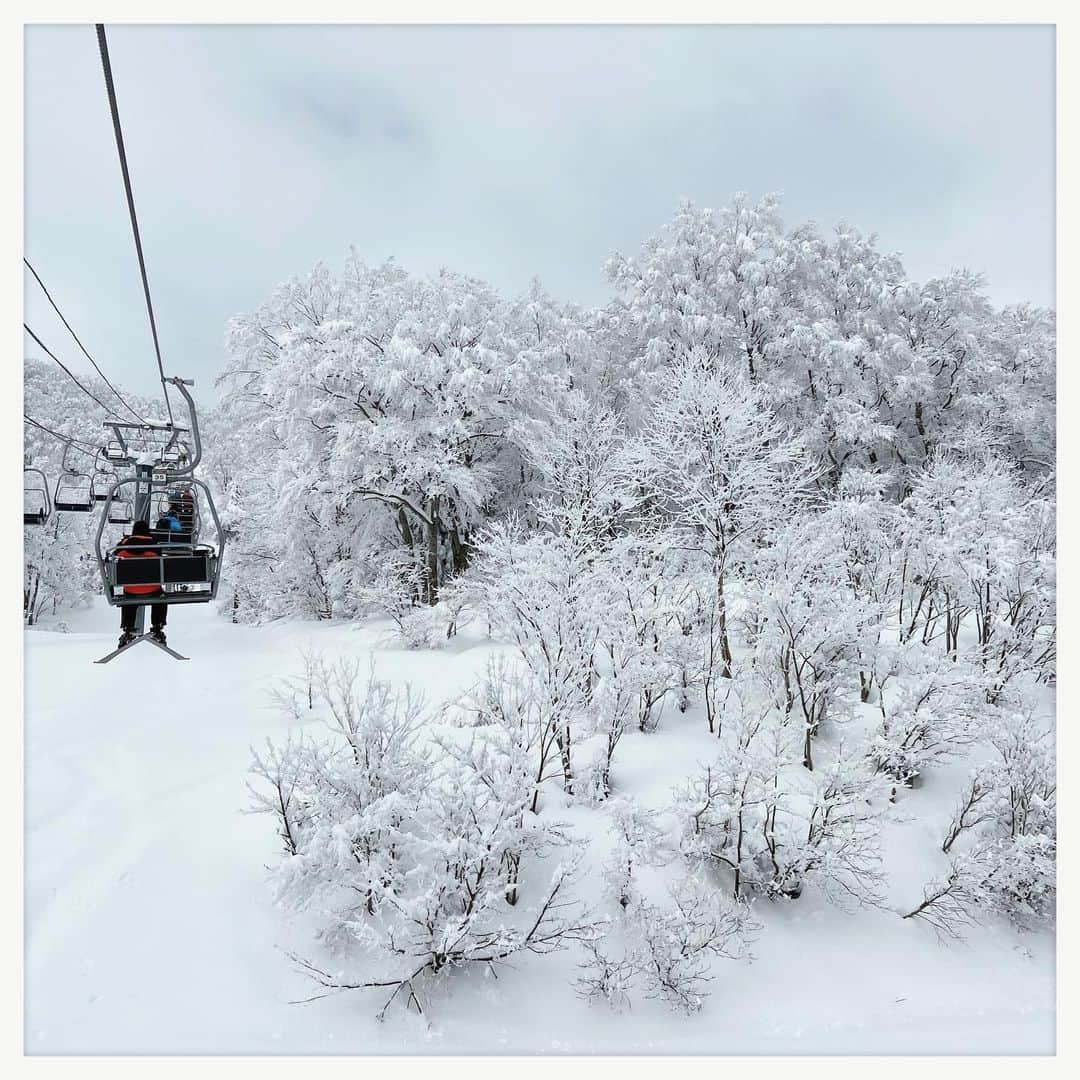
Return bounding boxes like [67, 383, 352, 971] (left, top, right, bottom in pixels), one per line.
[272, 79, 422, 148]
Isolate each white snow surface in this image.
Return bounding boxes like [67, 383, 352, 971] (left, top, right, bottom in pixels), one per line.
[25, 600, 1055, 1054]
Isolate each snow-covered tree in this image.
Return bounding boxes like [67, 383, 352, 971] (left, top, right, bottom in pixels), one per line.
[632, 350, 813, 680]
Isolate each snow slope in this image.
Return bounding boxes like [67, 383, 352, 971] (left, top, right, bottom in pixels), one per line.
[24, 599, 1055, 1054]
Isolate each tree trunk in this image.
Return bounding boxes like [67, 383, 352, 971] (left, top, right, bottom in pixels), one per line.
[426, 496, 440, 606]
[717, 566, 733, 678]
[449, 525, 470, 575]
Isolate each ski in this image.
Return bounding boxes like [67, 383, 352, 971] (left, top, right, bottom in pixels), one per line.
[94, 633, 190, 664]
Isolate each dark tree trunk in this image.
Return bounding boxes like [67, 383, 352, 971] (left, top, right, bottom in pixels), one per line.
[717, 567, 733, 678]
[426, 496, 440, 606]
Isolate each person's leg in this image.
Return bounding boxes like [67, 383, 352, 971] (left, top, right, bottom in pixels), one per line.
[118, 604, 139, 646]
[148, 603, 168, 643]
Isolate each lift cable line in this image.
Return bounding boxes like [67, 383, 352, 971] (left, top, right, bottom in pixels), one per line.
[23, 257, 148, 425]
[24, 323, 130, 422]
[23, 414, 101, 458]
[94, 22, 174, 427]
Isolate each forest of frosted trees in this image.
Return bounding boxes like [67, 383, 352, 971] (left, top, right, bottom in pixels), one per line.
[26, 194, 1056, 1016]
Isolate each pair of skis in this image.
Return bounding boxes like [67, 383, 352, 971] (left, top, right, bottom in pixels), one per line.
[94, 631, 189, 664]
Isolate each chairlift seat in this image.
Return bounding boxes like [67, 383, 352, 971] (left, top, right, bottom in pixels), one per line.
[23, 469, 51, 526]
[55, 476, 95, 513]
[108, 500, 134, 525]
[107, 545, 217, 604]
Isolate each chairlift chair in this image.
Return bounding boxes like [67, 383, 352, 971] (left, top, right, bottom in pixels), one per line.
[154, 486, 198, 541]
[94, 461, 118, 502]
[53, 441, 95, 512]
[97, 475, 223, 609]
[108, 497, 134, 525]
[24, 467, 51, 525]
[55, 474, 95, 513]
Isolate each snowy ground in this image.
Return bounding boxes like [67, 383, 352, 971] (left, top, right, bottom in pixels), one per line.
[24, 599, 1055, 1054]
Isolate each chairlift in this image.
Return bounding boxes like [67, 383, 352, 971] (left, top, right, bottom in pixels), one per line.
[108, 497, 134, 525]
[55, 474, 95, 513]
[53, 442, 96, 512]
[154, 485, 199, 540]
[94, 454, 118, 502]
[24, 467, 51, 525]
[98, 478, 223, 607]
[94, 379, 225, 663]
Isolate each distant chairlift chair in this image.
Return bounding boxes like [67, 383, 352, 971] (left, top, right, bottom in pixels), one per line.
[24, 467, 51, 525]
[55, 473, 95, 512]
[94, 452, 118, 503]
[108, 496, 134, 525]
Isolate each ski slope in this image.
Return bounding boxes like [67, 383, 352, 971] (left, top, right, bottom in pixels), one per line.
[24, 599, 1055, 1054]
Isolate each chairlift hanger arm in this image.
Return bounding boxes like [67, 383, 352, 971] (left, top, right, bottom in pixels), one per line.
[163, 377, 203, 475]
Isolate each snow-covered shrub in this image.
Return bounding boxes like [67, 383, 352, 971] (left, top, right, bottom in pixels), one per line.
[599, 799, 669, 911]
[677, 706, 891, 906]
[635, 878, 753, 1013]
[575, 937, 636, 1012]
[576, 876, 754, 1015]
[905, 708, 1055, 936]
[364, 564, 476, 648]
[355, 554, 428, 639]
[869, 645, 985, 787]
[250, 656, 595, 1014]
[452, 657, 572, 815]
[394, 606, 450, 650]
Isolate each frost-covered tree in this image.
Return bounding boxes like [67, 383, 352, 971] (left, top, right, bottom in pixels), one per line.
[219, 258, 582, 619]
[607, 194, 1055, 494]
[743, 516, 882, 770]
[632, 350, 813, 679]
[471, 522, 604, 797]
[898, 452, 1056, 690]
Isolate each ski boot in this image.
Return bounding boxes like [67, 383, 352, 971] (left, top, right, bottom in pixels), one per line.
[117, 630, 136, 649]
[149, 626, 167, 646]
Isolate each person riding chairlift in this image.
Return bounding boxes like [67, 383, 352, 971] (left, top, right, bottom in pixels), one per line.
[157, 507, 183, 536]
[175, 489, 195, 533]
[115, 519, 168, 648]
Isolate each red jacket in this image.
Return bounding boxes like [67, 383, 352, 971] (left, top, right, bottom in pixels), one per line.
[116, 528, 160, 595]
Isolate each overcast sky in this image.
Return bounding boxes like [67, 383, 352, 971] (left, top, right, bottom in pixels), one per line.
[24, 23, 1054, 409]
